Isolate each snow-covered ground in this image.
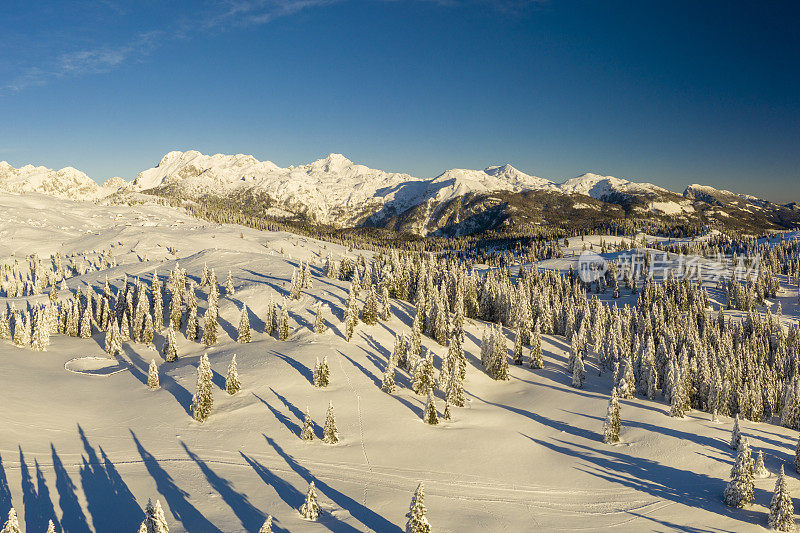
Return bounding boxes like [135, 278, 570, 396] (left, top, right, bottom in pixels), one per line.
[1, 193, 799, 532]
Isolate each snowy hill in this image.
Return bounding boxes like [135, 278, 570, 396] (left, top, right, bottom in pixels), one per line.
[559, 172, 668, 200]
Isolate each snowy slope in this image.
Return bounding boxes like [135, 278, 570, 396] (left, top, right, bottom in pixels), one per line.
[1, 192, 800, 532]
[559, 172, 668, 200]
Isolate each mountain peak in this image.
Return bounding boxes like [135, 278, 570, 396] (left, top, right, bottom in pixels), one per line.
[308, 153, 355, 172]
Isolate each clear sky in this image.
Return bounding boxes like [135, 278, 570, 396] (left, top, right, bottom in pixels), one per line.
[1, 0, 798, 201]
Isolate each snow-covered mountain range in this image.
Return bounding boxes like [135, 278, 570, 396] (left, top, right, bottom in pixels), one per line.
[3, 151, 798, 235]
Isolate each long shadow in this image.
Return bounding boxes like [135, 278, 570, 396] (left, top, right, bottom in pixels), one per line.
[0, 453, 12, 524]
[271, 350, 313, 384]
[130, 430, 221, 532]
[526, 435, 768, 526]
[51, 444, 91, 533]
[236, 454, 291, 533]
[288, 309, 312, 332]
[20, 447, 59, 533]
[78, 425, 142, 531]
[124, 344, 193, 415]
[240, 269, 290, 299]
[467, 391, 599, 441]
[35, 461, 60, 532]
[270, 388, 323, 435]
[181, 442, 265, 532]
[254, 393, 302, 437]
[340, 351, 381, 389]
[263, 435, 402, 532]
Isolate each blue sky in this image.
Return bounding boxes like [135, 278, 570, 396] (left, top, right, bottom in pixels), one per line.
[1, 0, 798, 201]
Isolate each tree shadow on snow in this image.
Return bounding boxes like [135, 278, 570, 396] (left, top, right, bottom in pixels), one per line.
[262, 435, 402, 532]
[130, 430, 222, 532]
[270, 388, 323, 435]
[0, 453, 13, 524]
[181, 442, 265, 532]
[122, 344, 194, 415]
[238, 453, 294, 533]
[19, 447, 60, 533]
[51, 444, 91, 533]
[77, 425, 143, 531]
[270, 350, 313, 384]
[253, 393, 302, 438]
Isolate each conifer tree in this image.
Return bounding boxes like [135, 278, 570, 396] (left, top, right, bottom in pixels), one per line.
[225, 270, 235, 296]
[412, 353, 435, 395]
[513, 326, 524, 365]
[79, 305, 91, 338]
[142, 311, 155, 345]
[264, 297, 276, 336]
[529, 322, 543, 369]
[148, 360, 160, 390]
[237, 304, 251, 343]
[301, 407, 315, 441]
[185, 304, 198, 341]
[754, 450, 769, 479]
[323, 401, 339, 444]
[45, 520, 56, 533]
[423, 390, 439, 425]
[381, 355, 396, 393]
[344, 296, 357, 341]
[603, 388, 621, 443]
[258, 516, 273, 533]
[670, 375, 686, 418]
[1, 508, 20, 533]
[299, 481, 320, 520]
[153, 276, 164, 330]
[313, 304, 326, 333]
[278, 303, 290, 341]
[405, 482, 431, 533]
[724, 438, 755, 508]
[379, 285, 391, 321]
[0, 310, 10, 340]
[572, 354, 585, 389]
[731, 414, 742, 450]
[163, 328, 178, 362]
[226, 355, 241, 394]
[191, 353, 214, 422]
[769, 465, 794, 532]
[169, 292, 182, 331]
[202, 308, 217, 347]
[144, 498, 169, 533]
[362, 288, 379, 325]
[795, 436, 800, 474]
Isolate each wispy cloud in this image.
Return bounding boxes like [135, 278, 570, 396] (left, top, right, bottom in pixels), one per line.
[2, 0, 542, 93]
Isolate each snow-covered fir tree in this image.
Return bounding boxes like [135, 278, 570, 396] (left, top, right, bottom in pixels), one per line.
[225, 270, 235, 296]
[301, 406, 315, 441]
[423, 390, 439, 425]
[226, 355, 241, 395]
[278, 302, 290, 341]
[313, 304, 327, 333]
[163, 328, 178, 362]
[237, 304, 251, 343]
[381, 354, 396, 393]
[361, 288, 379, 325]
[405, 482, 431, 533]
[1, 508, 21, 533]
[754, 450, 769, 479]
[731, 414, 742, 450]
[148, 359, 160, 390]
[202, 308, 217, 347]
[299, 481, 320, 520]
[191, 353, 214, 422]
[258, 516, 273, 533]
[323, 401, 339, 444]
[724, 438, 755, 508]
[768, 465, 794, 532]
[603, 388, 621, 444]
[143, 498, 169, 533]
[379, 285, 391, 321]
[571, 354, 585, 388]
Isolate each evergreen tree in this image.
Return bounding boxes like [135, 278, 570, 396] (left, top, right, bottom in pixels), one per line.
[191, 353, 214, 422]
[278, 303, 290, 341]
[529, 322, 543, 369]
[381, 355, 396, 393]
[45, 520, 56, 533]
[513, 326, 524, 365]
[226, 355, 241, 394]
[731, 414, 742, 450]
[362, 288, 379, 325]
[225, 270, 235, 296]
[163, 328, 178, 362]
[202, 308, 217, 347]
[313, 304, 327, 333]
[237, 304, 251, 343]
[423, 390, 439, 425]
[0, 509, 20, 533]
[143, 498, 169, 533]
[169, 293, 182, 331]
[768, 465, 794, 532]
[754, 450, 769, 479]
[142, 311, 154, 345]
[379, 285, 391, 321]
[299, 481, 320, 520]
[258, 516, 273, 533]
[323, 401, 339, 444]
[724, 438, 755, 508]
[412, 353, 436, 395]
[300, 407, 315, 441]
[79, 305, 91, 338]
[795, 436, 800, 474]
[603, 388, 621, 444]
[148, 359, 160, 390]
[572, 354, 585, 388]
[185, 304, 198, 341]
[405, 482, 431, 533]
